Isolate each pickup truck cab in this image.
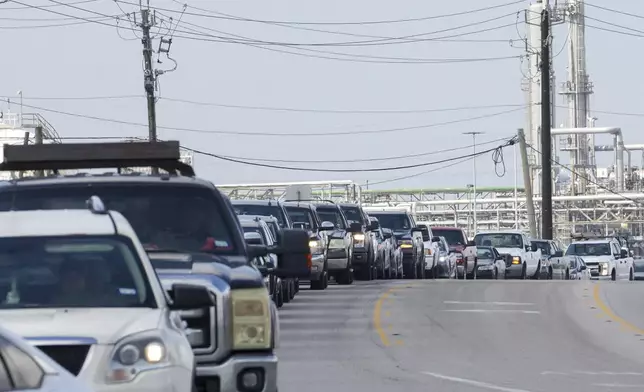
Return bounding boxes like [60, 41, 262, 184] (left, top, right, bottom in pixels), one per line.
[363, 209, 425, 279]
[531, 239, 564, 279]
[339, 203, 379, 280]
[474, 231, 540, 279]
[565, 237, 634, 281]
[283, 201, 331, 289]
[0, 196, 211, 392]
[415, 222, 441, 279]
[432, 227, 477, 278]
[0, 141, 311, 392]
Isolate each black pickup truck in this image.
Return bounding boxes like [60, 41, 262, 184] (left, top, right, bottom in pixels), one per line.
[338, 203, 378, 280]
[0, 141, 310, 392]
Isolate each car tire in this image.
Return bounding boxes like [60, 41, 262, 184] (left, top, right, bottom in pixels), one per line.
[630, 268, 634, 281]
[310, 273, 326, 290]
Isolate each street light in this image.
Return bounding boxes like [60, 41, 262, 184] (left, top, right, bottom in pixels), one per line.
[463, 131, 484, 235]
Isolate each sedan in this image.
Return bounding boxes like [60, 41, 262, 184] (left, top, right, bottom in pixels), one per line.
[475, 246, 506, 280]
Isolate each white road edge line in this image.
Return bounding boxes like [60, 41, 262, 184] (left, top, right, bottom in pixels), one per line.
[593, 383, 644, 388]
[442, 309, 541, 314]
[421, 372, 533, 392]
[443, 301, 535, 306]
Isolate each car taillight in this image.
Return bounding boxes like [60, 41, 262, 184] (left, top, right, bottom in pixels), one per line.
[456, 254, 464, 264]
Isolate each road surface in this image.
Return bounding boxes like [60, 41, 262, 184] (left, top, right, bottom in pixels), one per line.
[278, 280, 644, 392]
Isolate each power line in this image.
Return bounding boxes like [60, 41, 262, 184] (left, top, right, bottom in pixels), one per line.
[359, 156, 476, 187]
[16, 102, 528, 137]
[0, 0, 98, 10]
[180, 137, 517, 172]
[585, 3, 644, 20]
[116, 0, 525, 26]
[18, 1, 523, 64]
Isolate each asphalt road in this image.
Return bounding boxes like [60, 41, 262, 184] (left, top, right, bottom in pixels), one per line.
[277, 279, 644, 392]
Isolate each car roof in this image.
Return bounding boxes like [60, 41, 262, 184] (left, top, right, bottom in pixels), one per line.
[0, 209, 129, 238]
[367, 210, 408, 215]
[0, 172, 214, 189]
[238, 214, 278, 223]
[231, 199, 282, 206]
[239, 219, 263, 228]
[282, 201, 315, 209]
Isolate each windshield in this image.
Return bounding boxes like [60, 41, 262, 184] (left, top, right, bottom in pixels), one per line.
[369, 213, 410, 232]
[233, 204, 288, 228]
[0, 236, 155, 309]
[285, 207, 317, 230]
[316, 208, 346, 229]
[242, 226, 268, 244]
[476, 247, 495, 259]
[532, 241, 550, 255]
[432, 229, 466, 246]
[566, 243, 611, 256]
[0, 185, 236, 256]
[340, 207, 363, 224]
[474, 233, 523, 248]
[264, 221, 279, 240]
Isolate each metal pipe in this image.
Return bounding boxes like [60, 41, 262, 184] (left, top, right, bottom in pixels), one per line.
[552, 127, 624, 191]
[410, 192, 644, 206]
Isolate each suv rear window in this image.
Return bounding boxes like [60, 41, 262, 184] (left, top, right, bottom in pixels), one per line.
[0, 184, 237, 255]
[432, 228, 466, 246]
[233, 203, 288, 228]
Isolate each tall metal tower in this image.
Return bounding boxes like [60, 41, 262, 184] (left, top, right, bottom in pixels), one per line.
[558, 0, 595, 195]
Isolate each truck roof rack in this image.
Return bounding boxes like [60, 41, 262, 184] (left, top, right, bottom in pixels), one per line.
[0, 141, 195, 177]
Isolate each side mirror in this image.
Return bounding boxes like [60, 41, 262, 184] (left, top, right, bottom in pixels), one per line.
[274, 229, 311, 278]
[368, 221, 380, 230]
[553, 250, 563, 257]
[431, 236, 440, 243]
[247, 244, 268, 259]
[319, 221, 335, 231]
[531, 245, 538, 252]
[411, 227, 423, 234]
[466, 240, 476, 247]
[620, 249, 628, 258]
[348, 221, 363, 233]
[580, 265, 587, 271]
[258, 261, 275, 277]
[383, 231, 393, 239]
[169, 284, 213, 310]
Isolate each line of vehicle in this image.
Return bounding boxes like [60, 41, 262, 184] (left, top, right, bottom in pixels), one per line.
[592, 283, 644, 334]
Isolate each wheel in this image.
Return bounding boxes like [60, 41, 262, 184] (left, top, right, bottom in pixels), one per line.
[521, 264, 527, 279]
[289, 280, 296, 300]
[337, 268, 354, 285]
[630, 268, 634, 281]
[533, 263, 541, 280]
[548, 267, 553, 280]
[275, 283, 284, 308]
[494, 268, 498, 280]
[310, 273, 326, 290]
[565, 269, 570, 280]
[294, 279, 300, 293]
[611, 269, 616, 281]
[323, 271, 329, 288]
[282, 282, 291, 303]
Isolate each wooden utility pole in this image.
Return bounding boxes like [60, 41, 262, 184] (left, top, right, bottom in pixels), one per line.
[540, 5, 553, 239]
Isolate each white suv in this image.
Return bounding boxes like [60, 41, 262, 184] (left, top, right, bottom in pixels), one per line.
[0, 196, 212, 392]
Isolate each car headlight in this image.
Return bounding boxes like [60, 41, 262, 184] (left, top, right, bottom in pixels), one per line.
[309, 240, 322, 254]
[107, 332, 169, 383]
[600, 262, 609, 275]
[439, 256, 446, 262]
[353, 233, 365, 248]
[328, 238, 345, 249]
[398, 240, 413, 249]
[511, 256, 521, 265]
[231, 288, 271, 351]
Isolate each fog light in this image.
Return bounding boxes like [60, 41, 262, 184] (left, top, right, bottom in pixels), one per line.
[242, 372, 258, 388]
[237, 368, 264, 392]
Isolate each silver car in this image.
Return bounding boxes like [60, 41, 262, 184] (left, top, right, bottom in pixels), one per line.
[435, 236, 456, 278]
[0, 323, 94, 392]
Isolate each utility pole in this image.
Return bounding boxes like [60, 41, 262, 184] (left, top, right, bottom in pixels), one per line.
[518, 129, 538, 237]
[540, 4, 553, 240]
[139, 6, 159, 174]
[463, 131, 484, 235]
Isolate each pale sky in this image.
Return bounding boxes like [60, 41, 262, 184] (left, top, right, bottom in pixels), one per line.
[0, 0, 641, 190]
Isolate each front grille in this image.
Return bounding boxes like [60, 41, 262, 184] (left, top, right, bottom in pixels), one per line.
[167, 289, 217, 352]
[37, 345, 90, 375]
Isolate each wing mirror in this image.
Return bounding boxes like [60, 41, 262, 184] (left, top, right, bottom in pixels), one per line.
[620, 249, 628, 258]
[319, 221, 335, 231]
[553, 250, 563, 257]
[382, 229, 393, 239]
[466, 240, 476, 247]
[257, 260, 276, 277]
[579, 265, 587, 271]
[368, 220, 380, 230]
[271, 228, 311, 278]
[168, 284, 214, 310]
[431, 236, 441, 243]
